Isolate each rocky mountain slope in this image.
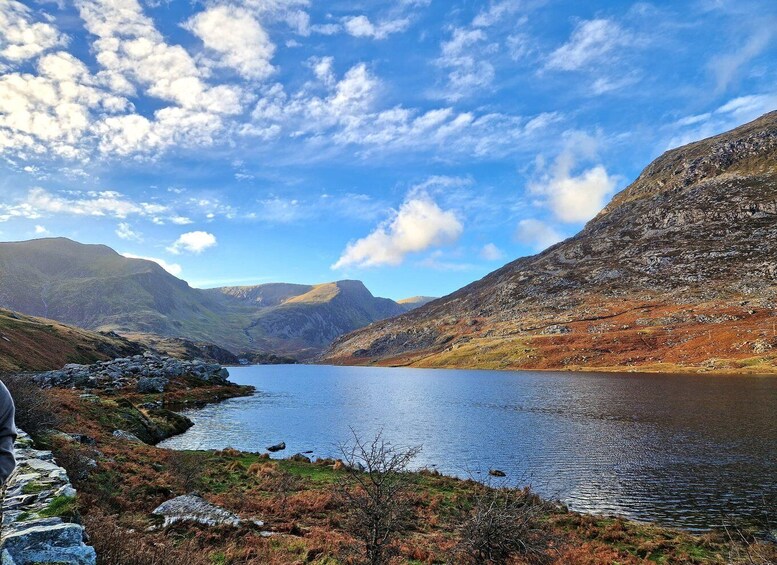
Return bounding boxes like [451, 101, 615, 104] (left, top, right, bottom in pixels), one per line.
[209, 280, 406, 359]
[0, 308, 143, 372]
[323, 110, 777, 373]
[0, 239, 408, 359]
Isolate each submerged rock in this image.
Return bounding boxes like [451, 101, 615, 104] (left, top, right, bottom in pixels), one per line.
[266, 442, 286, 453]
[488, 469, 507, 477]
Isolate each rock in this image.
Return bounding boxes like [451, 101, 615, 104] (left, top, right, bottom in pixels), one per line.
[152, 494, 243, 528]
[266, 442, 286, 453]
[1, 430, 95, 564]
[112, 430, 143, 443]
[289, 453, 311, 463]
[136, 377, 168, 394]
[488, 469, 506, 477]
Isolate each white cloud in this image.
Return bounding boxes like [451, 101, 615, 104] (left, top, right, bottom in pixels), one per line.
[333, 193, 462, 268]
[546, 19, 630, 71]
[116, 222, 142, 241]
[709, 27, 774, 93]
[121, 252, 182, 276]
[342, 15, 409, 40]
[437, 27, 495, 101]
[0, 1, 67, 62]
[34, 224, 48, 234]
[472, 1, 521, 28]
[185, 5, 275, 80]
[515, 219, 564, 251]
[167, 230, 217, 254]
[529, 132, 617, 223]
[480, 243, 505, 261]
[0, 188, 159, 221]
[667, 93, 777, 148]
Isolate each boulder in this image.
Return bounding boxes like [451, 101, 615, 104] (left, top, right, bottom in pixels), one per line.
[266, 442, 286, 453]
[112, 430, 143, 443]
[152, 494, 245, 528]
[136, 377, 168, 394]
[488, 469, 507, 477]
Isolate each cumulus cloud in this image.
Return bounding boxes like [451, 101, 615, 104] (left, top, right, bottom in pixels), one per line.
[167, 231, 217, 254]
[332, 193, 462, 268]
[515, 219, 564, 251]
[185, 5, 275, 80]
[0, 1, 67, 62]
[529, 132, 617, 223]
[116, 222, 142, 241]
[480, 243, 505, 261]
[546, 19, 630, 71]
[342, 15, 409, 40]
[121, 252, 182, 276]
[34, 224, 48, 234]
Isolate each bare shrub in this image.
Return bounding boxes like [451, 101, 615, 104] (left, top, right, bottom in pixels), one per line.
[724, 525, 777, 564]
[335, 429, 421, 565]
[2, 374, 59, 437]
[167, 450, 205, 492]
[456, 485, 551, 564]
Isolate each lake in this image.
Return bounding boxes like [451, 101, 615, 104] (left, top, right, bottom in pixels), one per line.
[160, 364, 777, 531]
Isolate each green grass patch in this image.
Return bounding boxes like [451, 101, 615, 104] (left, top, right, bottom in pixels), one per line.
[40, 495, 78, 519]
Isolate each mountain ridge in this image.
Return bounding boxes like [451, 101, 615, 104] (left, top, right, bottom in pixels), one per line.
[0, 238, 409, 360]
[322, 110, 777, 373]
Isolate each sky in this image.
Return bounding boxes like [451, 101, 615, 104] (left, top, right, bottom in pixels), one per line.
[0, 0, 775, 300]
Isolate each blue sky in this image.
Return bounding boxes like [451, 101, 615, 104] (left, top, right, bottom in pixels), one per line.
[0, 0, 775, 300]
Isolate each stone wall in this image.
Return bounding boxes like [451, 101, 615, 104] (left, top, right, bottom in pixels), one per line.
[1, 431, 95, 565]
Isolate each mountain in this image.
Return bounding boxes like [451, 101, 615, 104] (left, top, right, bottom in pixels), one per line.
[0, 238, 407, 360]
[209, 280, 406, 359]
[323, 110, 777, 374]
[0, 308, 143, 372]
[398, 296, 438, 310]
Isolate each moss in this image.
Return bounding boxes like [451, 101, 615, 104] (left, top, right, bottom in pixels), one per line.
[40, 495, 78, 519]
[21, 482, 48, 494]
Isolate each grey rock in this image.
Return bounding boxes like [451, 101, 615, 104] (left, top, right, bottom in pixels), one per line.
[152, 494, 243, 528]
[112, 430, 143, 443]
[136, 377, 168, 393]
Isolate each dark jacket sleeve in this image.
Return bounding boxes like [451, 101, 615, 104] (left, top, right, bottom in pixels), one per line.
[0, 380, 17, 484]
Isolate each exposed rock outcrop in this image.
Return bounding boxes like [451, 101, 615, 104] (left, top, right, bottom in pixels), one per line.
[31, 353, 230, 391]
[1, 431, 96, 565]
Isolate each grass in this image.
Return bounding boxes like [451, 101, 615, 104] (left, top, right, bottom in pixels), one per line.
[40, 495, 79, 519]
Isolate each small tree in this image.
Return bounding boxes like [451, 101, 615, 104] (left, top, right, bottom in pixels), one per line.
[457, 486, 549, 564]
[167, 450, 206, 492]
[335, 429, 421, 565]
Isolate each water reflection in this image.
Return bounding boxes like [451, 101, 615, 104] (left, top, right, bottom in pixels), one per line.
[160, 365, 777, 530]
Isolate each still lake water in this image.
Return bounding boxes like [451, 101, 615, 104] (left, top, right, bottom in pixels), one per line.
[160, 364, 777, 530]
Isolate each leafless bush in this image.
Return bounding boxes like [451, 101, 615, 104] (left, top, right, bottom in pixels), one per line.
[335, 429, 422, 565]
[167, 450, 205, 492]
[456, 485, 552, 564]
[2, 374, 59, 437]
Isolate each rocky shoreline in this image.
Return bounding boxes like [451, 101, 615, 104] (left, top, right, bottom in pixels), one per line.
[30, 352, 232, 392]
